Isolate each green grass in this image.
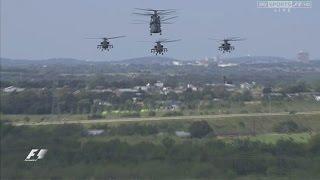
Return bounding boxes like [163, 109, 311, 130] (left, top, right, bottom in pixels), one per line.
[81, 132, 314, 145]
[224, 132, 312, 144]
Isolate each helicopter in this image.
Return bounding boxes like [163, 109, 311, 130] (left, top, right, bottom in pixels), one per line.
[133, 8, 177, 35]
[210, 37, 245, 53]
[150, 39, 181, 55]
[86, 36, 125, 51]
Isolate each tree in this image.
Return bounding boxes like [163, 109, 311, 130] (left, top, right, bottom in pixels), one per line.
[189, 121, 214, 138]
[162, 137, 175, 149]
[262, 87, 272, 94]
[273, 120, 306, 133]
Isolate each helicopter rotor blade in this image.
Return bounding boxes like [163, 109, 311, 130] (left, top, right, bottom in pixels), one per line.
[162, 22, 173, 24]
[133, 12, 154, 16]
[155, 9, 177, 12]
[225, 37, 245, 41]
[161, 16, 178, 21]
[158, 11, 177, 15]
[107, 36, 126, 40]
[162, 39, 181, 43]
[134, 8, 156, 11]
[135, 8, 177, 12]
[227, 38, 246, 41]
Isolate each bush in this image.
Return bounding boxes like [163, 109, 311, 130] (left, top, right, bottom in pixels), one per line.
[162, 111, 183, 117]
[110, 124, 159, 136]
[148, 111, 156, 117]
[189, 121, 214, 138]
[87, 114, 103, 120]
[273, 120, 307, 133]
[120, 112, 141, 118]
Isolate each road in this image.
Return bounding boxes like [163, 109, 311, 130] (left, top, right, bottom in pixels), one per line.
[11, 111, 320, 126]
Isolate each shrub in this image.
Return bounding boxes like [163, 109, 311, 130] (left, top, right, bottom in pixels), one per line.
[87, 114, 103, 120]
[148, 111, 156, 117]
[162, 111, 183, 117]
[273, 120, 307, 133]
[189, 121, 214, 138]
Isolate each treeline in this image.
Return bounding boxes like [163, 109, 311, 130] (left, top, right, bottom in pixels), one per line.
[1, 123, 320, 179]
[0, 86, 253, 114]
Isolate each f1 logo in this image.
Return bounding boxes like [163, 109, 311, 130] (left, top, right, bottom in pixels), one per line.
[25, 149, 48, 161]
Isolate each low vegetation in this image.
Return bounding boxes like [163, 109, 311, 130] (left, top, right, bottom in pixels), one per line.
[1, 122, 320, 179]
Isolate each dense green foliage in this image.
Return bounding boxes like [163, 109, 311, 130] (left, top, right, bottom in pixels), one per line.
[273, 120, 308, 133]
[2, 122, 320, 179]
[189, 120, 214, 138]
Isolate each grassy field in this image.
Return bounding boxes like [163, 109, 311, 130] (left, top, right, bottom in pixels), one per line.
[2, 113, 320, 133]
[222, 132, 312, 144]
[80, 132, 313, 146]
[1, 99, 319, 123]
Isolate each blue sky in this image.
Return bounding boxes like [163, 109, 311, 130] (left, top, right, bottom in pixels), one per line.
[1, 0, 319, 61]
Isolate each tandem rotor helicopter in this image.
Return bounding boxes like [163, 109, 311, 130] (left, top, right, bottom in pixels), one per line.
[86, 36, 125, 51]
[133, 8, 178, 35]
[210, 37, 246, 53]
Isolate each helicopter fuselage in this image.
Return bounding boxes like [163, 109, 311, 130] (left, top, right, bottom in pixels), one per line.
[151, 42, 167, 55]
[97, 40, 113, 51]
[219, 41, 234, 53]
[150, 14, 162, 35]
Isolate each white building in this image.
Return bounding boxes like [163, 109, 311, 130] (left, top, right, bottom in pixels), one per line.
[154, 81, 164, 88]
[175, 131, 191, 138]
[87, 129, 104, 136]
[3, 86, 25, 93]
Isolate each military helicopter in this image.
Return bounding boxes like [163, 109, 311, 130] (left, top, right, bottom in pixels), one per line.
[133, 8, 177, 35]
[150, 39, 181, 55]
[86, 36, 125, 51]
[210, 37, 245, 53]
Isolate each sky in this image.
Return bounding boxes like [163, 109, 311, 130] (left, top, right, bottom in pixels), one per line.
[1, 0, 319, 61]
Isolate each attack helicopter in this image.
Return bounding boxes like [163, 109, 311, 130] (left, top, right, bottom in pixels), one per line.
[86, 36, 125, 51]
[150, 39, 181, 55]
[133, 8, 177, 35]
[210, 37, 245, 53]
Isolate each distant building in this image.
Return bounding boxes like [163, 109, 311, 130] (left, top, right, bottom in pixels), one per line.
[161, 100, 181, 111]
[93, 99, 112, 106]
[154, 81, 164, 88]
[315, 96, 320, 102]
[87, 129, 104, 136]
[297, 51, 310, 63]
[195, 59, 209, 67]
[172, 61, 182, 66]
[187, 84, 198, 91]
[3, 86, 25, 93]
[115, 88, 139, 96]
[240, 82, 256, 90]
[218, 63, 238, 67]
[89, 88, 113, 93]
[175, 131, 191, 138]
[134, 86, 149, 91]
